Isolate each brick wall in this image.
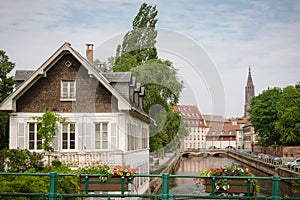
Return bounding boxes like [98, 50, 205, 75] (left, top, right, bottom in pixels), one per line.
[17, 54, 114, 113]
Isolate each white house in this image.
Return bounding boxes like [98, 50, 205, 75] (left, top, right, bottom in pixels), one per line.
[0, 42, 151, 194]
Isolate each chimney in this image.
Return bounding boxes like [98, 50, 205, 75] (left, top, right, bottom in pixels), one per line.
[86, 44, 94, 64]
[98, 63, 105, 72]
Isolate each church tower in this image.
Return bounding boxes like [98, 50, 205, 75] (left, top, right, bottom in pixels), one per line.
[244, 66, 255, 117]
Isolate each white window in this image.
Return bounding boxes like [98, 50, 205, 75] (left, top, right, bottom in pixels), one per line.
[61, 81, 76, 101]
[95, 122, 109, 149]
[28, 123, 42, 150]
[62, 123, 76, 150]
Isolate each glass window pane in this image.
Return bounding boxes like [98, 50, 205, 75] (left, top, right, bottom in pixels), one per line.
[29, 123, 34, 131]
[70, 123, 75, 132]
[70, 142, 75, 149]
[62, 124, 68, 132]
[70, 133, 75, 140]
[102, 132, 108, 140]
[95, 124, 100, 132]
[95, 133, 100, 141]
[102, 123, 107, 132]
[29, 132, 34, 140]
[63, 133, 67, 140]
[103, 141, 108, 149]
[37, 142, 42, 149]
[62, 142, 67, 149]
[37, 133, 42, 140]
[29, 142, 34, 150]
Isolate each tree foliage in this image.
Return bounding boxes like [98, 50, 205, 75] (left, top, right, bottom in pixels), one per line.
[249, 84, 300, 146]
[274, 84, 300, 146]
[33, 110, 64, 152]
[0, 149, 79, 199]
[0, 50, 15, 103]
[110, 3, 185, 151]
[248, 87, 282, 146]
[113, 2, 158, 72]
[0, 50, 15, 149]
[131, 60, 183, 112]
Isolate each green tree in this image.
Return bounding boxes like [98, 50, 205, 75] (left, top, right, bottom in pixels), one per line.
[131, 61, 183, 112]
[0, 50, 15, 103]
[0, 50, 16, 149]
[111, 3, 184, 151]
[113, 2, 158, 72]
[33, 110, 64, 152]
[274, 84, 300, 146]
[248, 87, 282, 146]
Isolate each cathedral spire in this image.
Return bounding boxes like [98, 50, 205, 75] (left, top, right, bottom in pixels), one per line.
[244, 66, 255, 118]
[247, 66, 253, 86]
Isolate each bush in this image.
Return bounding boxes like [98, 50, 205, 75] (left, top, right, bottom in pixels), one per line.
[0, 149, 44, 172]
[0, 149, 80, 199]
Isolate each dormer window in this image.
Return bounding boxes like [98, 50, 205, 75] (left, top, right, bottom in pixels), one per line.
[61, 80, 76, 101]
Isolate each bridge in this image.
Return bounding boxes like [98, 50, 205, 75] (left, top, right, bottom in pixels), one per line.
[181, 149, 227, 157]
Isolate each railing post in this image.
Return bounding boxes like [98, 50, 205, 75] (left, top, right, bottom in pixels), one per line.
[49, 172, 58, 200]
[161, 173, 170, 200]
[271, 176, 280, 200]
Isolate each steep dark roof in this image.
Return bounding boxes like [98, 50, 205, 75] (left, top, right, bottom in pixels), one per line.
[14, 70, 34, 81]
[103, 72, 132, 82]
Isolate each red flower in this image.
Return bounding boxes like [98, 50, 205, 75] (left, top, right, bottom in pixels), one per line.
[219, 168, 224, 173]
[247, 168, 251, 173]
[193, 177, 199, 181]
[201, 179, 206, 185]
[210, 168, 216, 172]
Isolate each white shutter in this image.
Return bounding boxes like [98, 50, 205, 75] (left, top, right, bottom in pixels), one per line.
[17, 123, 25, 149]
[77, 123, 83, 150]
[110, 123, 117, 149]
[52, 124, 59, 151]
[85, 123, 92, 150]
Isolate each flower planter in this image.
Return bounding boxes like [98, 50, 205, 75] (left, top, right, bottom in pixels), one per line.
[205, 178, 254, 195]
[80, 176, 130, 192]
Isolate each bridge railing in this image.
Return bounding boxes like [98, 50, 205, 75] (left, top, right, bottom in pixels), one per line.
[0, 172, 299, 200]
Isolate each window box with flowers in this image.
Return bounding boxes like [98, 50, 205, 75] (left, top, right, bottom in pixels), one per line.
[77, 164, 138, 192]
[195, 163, 259, 195]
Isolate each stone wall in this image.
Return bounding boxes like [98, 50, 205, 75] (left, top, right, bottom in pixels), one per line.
[253, 146, 283, 156]
[254, 145, 300, 158]
[282, 146, 300, 157]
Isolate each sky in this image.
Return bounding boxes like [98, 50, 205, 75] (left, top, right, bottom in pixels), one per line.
[1, 0, 300, 118]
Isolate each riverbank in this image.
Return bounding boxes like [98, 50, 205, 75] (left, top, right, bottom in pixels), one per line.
[228, 150, 300, 177]
[149, 151, 180, 194]
[170, 155, 299, 198]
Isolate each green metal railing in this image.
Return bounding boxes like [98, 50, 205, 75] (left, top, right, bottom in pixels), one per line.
[0, 172, 299, 199]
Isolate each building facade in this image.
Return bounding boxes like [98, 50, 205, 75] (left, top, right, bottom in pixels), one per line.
[173, 105, 207, 151]
[0, 42, 151, 194]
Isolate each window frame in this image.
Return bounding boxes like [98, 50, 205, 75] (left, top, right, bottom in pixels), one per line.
[28, 122, 43, 151]
[61, 122, 76, 150]
[60, 80, 76, 101]
[94, 122, 111, 150]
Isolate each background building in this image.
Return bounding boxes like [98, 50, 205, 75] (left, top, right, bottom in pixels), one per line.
[173, 105, 207, 151]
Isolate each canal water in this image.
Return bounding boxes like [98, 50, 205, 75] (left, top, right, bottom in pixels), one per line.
[169, 155, 299, 198]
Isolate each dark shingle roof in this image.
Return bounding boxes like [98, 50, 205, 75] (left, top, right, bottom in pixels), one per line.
[103, 72, 132, 82]
[14, 70, 34, 81]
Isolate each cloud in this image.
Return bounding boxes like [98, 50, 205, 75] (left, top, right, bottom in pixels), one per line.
[1, 0, 300, 117]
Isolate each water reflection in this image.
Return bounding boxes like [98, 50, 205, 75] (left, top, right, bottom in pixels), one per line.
[170, 156, 299, 198]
